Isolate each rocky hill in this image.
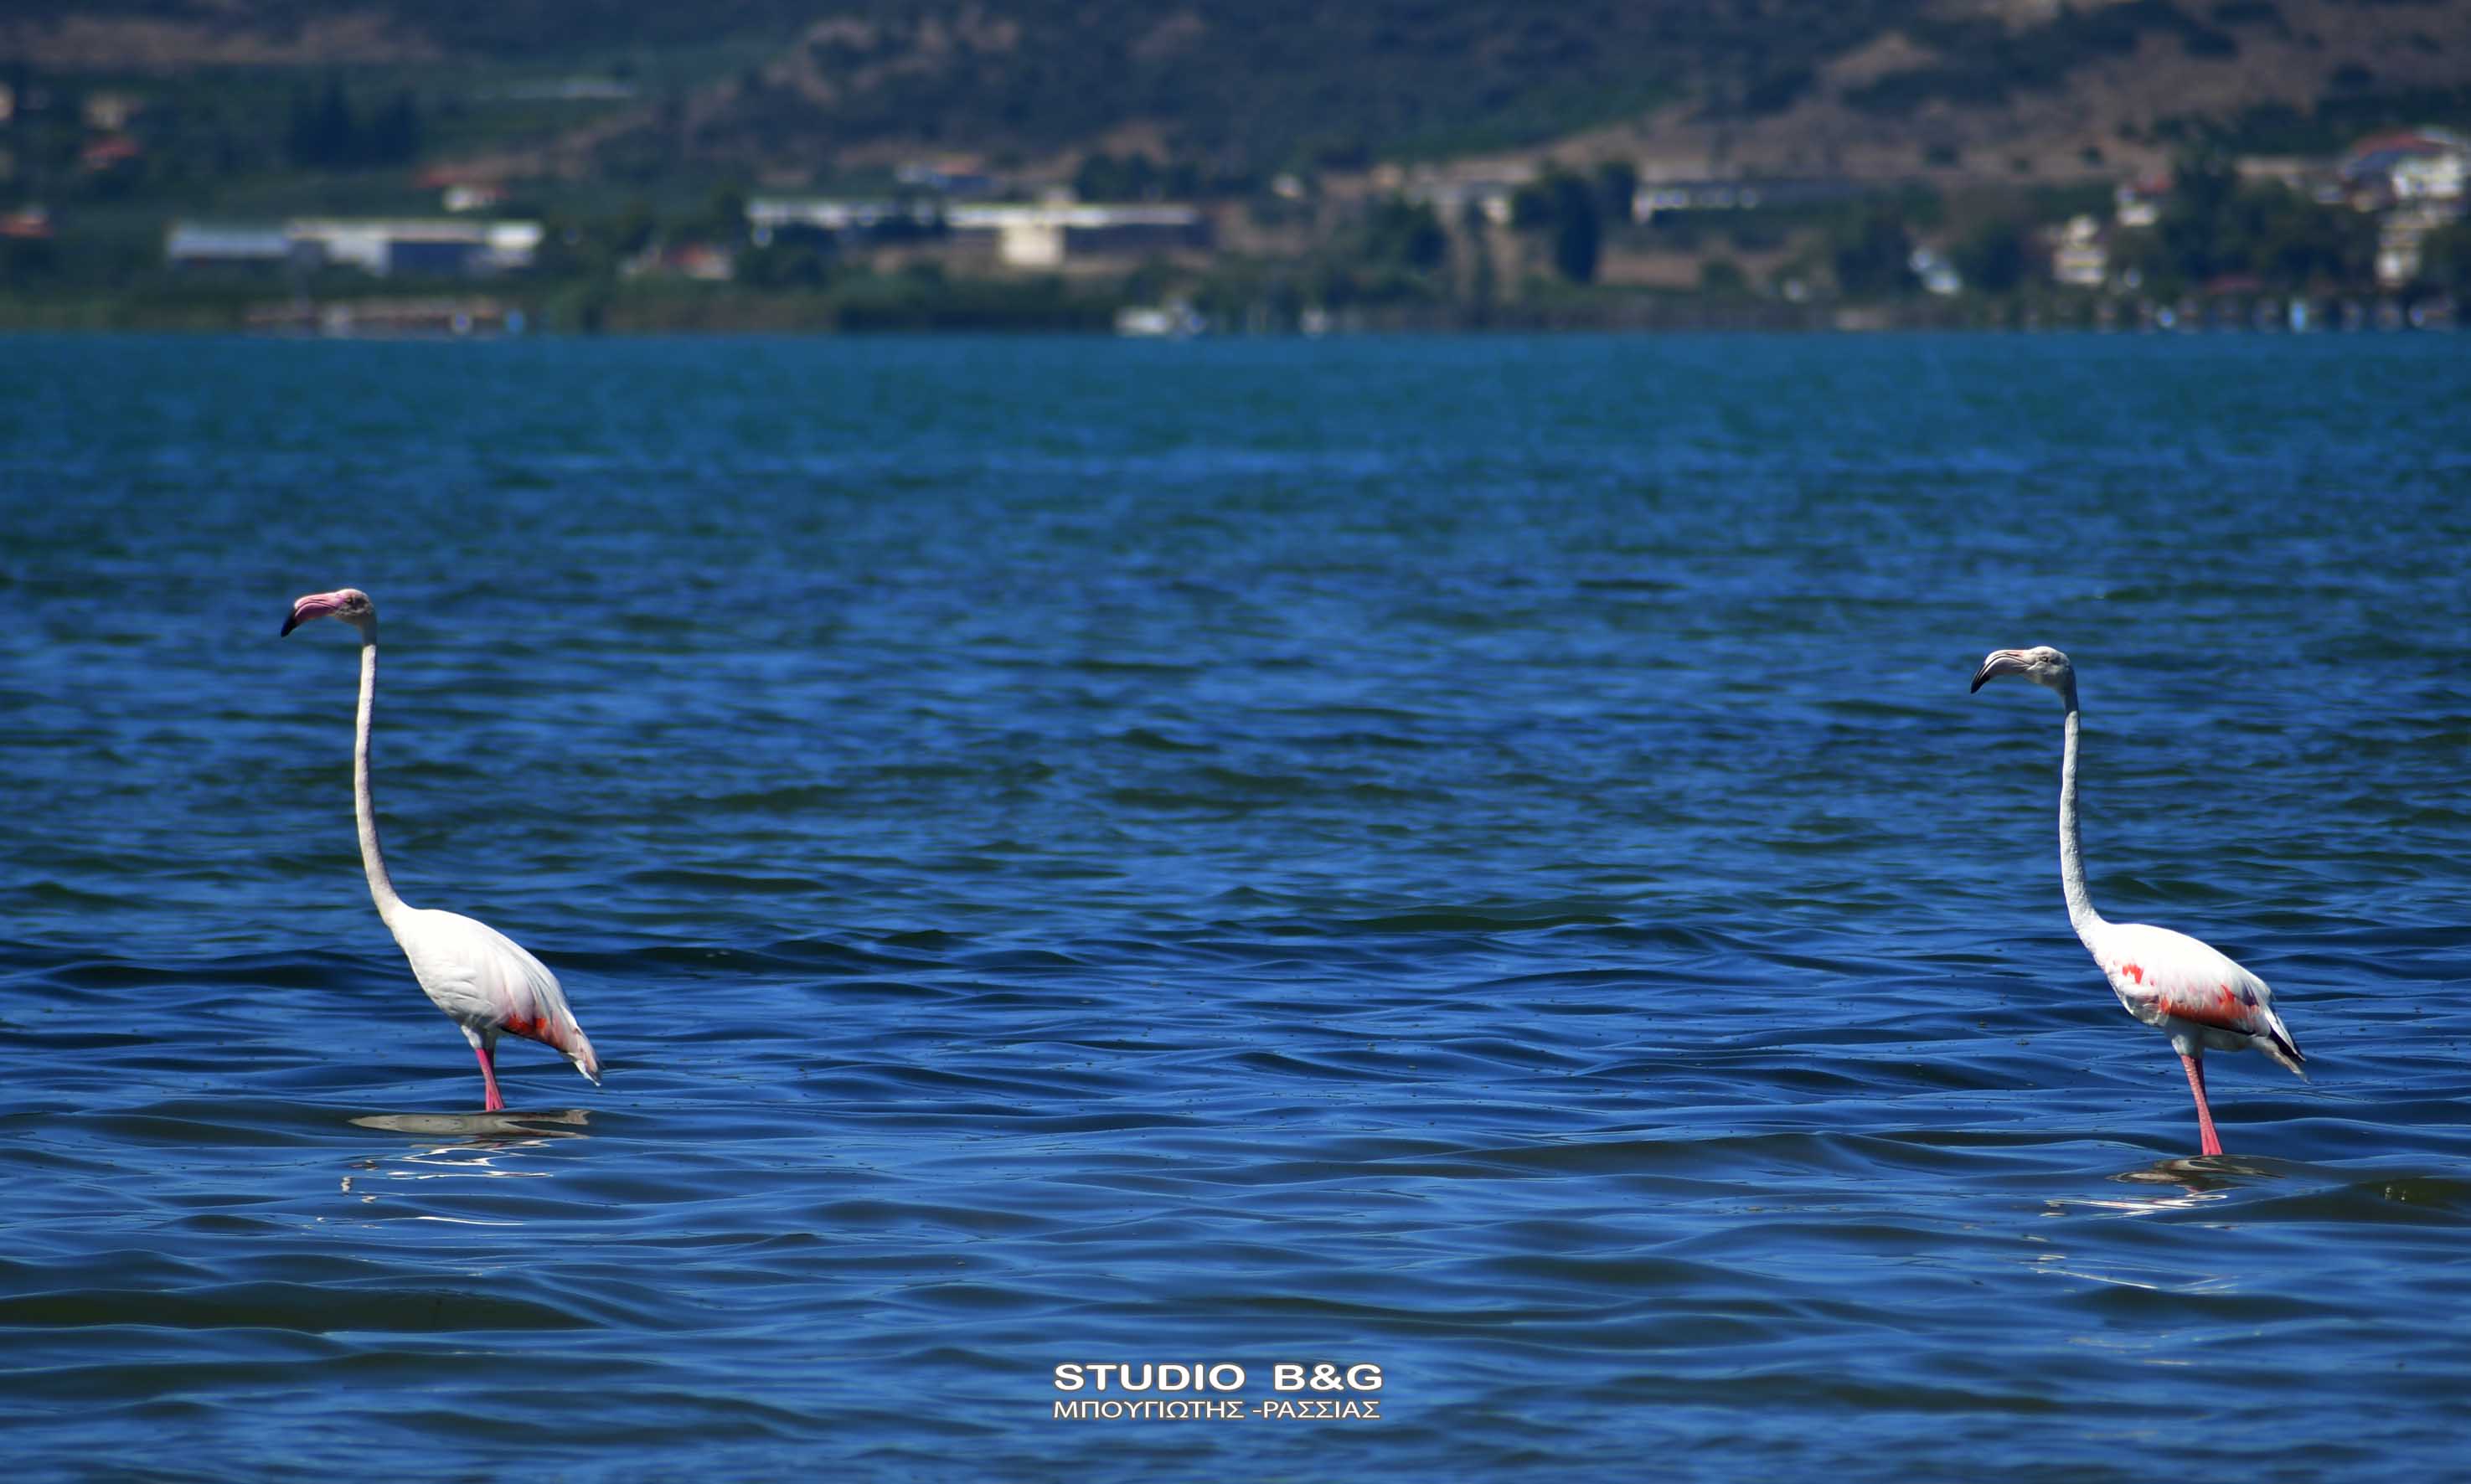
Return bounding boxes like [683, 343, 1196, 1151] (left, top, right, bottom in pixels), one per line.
[8, 0, 2468, 190]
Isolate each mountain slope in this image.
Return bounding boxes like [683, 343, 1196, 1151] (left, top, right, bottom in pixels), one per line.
[8, 0, 2467, 186]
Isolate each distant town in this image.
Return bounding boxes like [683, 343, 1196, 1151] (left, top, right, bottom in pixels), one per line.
[2, 69, 2463, 334]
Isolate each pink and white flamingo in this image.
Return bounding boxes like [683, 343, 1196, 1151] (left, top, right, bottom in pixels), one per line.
[285, 588, 600, 1110]
[1972, 647, 2303, 1155]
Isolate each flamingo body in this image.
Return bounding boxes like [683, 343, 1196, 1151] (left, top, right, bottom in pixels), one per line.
[392, 906, 601, 1090]
[2082, 919, 2303, 1075]
[285, 587, 601, 1110]
[1973, 646, 2304, 1155]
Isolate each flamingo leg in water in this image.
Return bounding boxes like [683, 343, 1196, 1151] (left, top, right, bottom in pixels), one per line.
[2180, 1054, 2223, 1157]
[473, 1042, 506, 1112]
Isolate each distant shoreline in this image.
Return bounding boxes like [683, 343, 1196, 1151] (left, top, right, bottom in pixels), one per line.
[2, 290, 2457, 337]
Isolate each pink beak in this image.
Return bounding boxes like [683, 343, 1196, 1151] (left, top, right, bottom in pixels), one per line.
[281, 590, 350, 636]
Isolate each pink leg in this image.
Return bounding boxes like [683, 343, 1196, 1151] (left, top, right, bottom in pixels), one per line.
[473, 1042, 506, 1112]
[2180, 1054, 2223, 1157]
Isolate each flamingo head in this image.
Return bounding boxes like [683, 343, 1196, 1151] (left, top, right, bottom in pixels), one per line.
[1971, 645, 2074, 697]
[282, 587, 376, 636]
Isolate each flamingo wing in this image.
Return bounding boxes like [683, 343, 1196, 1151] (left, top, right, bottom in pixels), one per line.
[393, 908, 601, 1082]
[2092, 921, 2304, 1075]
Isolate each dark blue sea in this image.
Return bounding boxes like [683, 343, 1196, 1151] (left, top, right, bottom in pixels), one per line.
[3, 332, 2468, 1481]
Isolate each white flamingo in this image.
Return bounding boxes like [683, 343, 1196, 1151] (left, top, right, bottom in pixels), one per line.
[285, 588, 600, 1110]
[1972, 647, 2303, 1155]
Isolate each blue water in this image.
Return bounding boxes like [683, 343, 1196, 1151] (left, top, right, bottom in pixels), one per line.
[3, 332, 2468, 1481]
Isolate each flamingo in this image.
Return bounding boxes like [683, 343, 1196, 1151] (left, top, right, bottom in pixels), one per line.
[284, 588, 600, 1110]
[1971, 647, 2303, 1156]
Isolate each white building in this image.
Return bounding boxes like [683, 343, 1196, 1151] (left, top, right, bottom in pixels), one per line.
[1630, 178, 1858, 222]
[2113, 178, 2167, 229]
[950, 202, 1205, 266]
[1908, 245, 1962, 296]
[167, 218, 540, 276]
[168, 223, 300, 271]
[2391, 150, 2467, 203]
[1392, 166, 1534, 225]
[747, 198, 942, 239]
[2377, 201, 2463, 288]
[284, 219, 540, 276]
[747, 197, 1205, 268]
[2052, 215, 2107, 288]
[2341, 128, 2470, 206]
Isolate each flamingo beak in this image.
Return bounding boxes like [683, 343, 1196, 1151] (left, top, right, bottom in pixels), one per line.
[282, 590, 347, 636]
[1971, 650, 2026, 693]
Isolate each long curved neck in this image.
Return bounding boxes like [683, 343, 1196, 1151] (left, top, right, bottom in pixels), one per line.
[2058, 688, 2103, 946]
[353, 631, 405, 921]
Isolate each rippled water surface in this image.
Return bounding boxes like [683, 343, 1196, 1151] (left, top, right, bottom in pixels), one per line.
[3, 333, 2468, 1481]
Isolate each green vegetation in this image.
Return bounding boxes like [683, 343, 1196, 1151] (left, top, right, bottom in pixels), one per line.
[1511, 173, 1604, 284]
[286, 77, 421, 171]
[2168, 85, 2471, 156]
[2417, 222, 2471, 297]
[1073, 154, 1236, 204]
[8, 0, 1930, 185]
[2111, 157, 2375, 295]
[1846, 3, 2239, 116]
[1952, 218, 2030, 296]
[1830, 205, 1916, 296]
[1496, 163, 1638, 287]
[1358, 199, 1448, 279]
[2, 2, 2462, 331]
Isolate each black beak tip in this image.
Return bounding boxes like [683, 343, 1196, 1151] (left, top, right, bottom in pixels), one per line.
[1968, 672, 1988, 693]
[281, 614, 302, 636]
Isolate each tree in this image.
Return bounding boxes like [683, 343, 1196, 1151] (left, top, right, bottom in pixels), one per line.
[1953, 218, 2030, 295]
[1742, 64, 1815, 116]
[288, 76, 416, 169]
[1593, 160, 1638, 224]
[688, 184, 751, 245]
[1832, 205, 1914, 296]
[1699, 256, 1747, 294]
[1361, 198, 1447, 274]
[2143, 155, 2375, 291]
[1461, 200, 1498, 319]
[0, 232, 56, 284]
[2238, 187, 2370, 289]
[1512, 171, 1601, 283]
[2109, 227, 2180, 298]
[1553, 176, 1601, 283]
[2416, 222, 2471, 299]
[2154, 155, 2236, 281]
[617, 199, 663, 256]
[313, 76, 357, 167]
[286, 83, 345, 168]
[529, 217, 592, 279]
[739, 226, 837, 288]
[1076, 152, 1163, 202]
[367, 90, 421, 167]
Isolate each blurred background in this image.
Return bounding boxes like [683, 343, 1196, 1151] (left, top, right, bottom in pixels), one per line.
[6, 8, 2471, 1482]
[1, 0, 2467, 333]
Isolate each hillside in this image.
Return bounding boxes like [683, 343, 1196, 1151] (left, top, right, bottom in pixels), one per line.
[8, 0, 2468, 191]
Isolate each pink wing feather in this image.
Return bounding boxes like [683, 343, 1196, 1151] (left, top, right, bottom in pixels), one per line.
[2089, 920, 2305, 1074]
[392, 907, 602, 1083]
